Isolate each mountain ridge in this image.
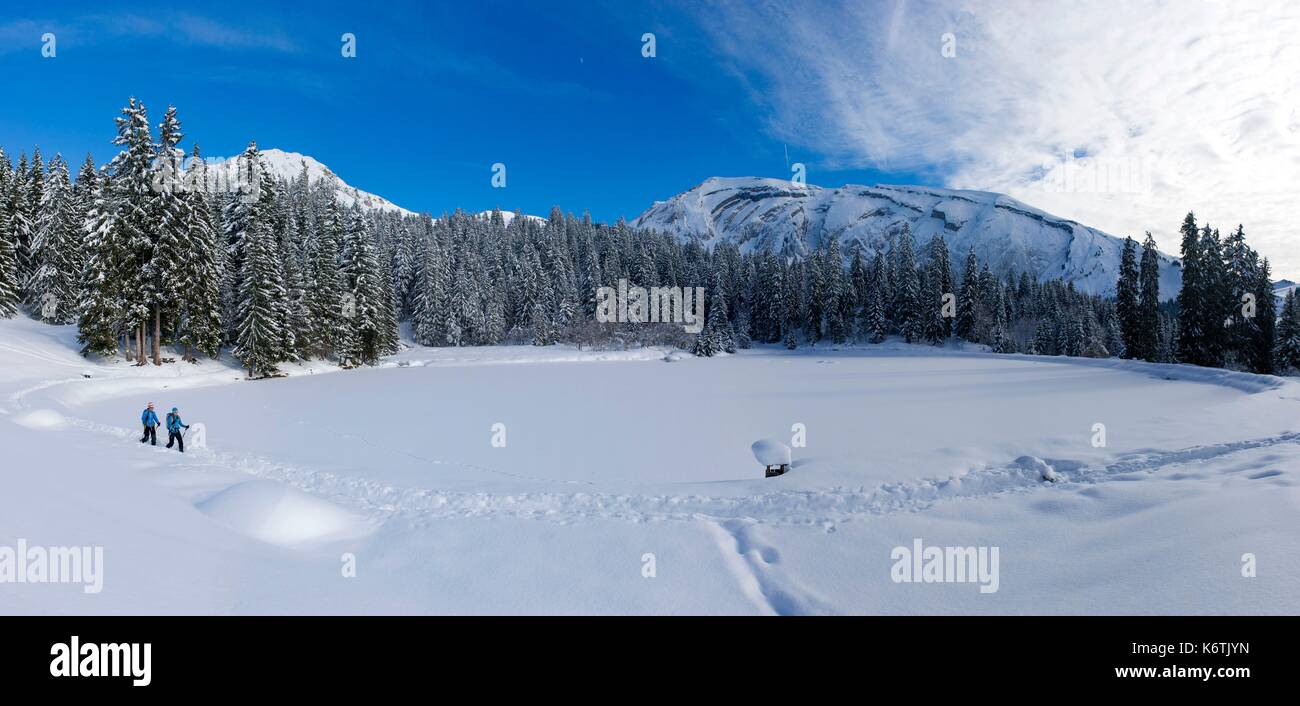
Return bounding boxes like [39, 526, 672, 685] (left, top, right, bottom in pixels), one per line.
[634, 176, 1184, 298]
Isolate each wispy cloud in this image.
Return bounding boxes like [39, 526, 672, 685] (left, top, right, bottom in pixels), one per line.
[0, 12, 300, 55]
[170, 13, 299, 52]
[687, 0, 1300, 278]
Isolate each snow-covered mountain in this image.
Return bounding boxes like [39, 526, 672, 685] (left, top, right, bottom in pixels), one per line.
[1274, 279, 1297, 306]
[205, 148, 415, 216]
[635, 177, 1183, 297]
[204, 149, 551, 226]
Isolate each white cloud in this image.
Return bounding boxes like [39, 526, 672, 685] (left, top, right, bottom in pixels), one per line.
[692, 0, 1300, 278]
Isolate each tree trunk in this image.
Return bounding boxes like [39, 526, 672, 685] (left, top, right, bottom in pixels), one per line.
[152, 305, 162, 366]
[136, 325, 145, 366]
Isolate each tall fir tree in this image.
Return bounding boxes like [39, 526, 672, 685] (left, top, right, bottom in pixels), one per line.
[308, 199, 347, 358]
[108, 98, 159, 364]
[1249, 258, 1276, 374]
[1132, 232, 1161, 361]
[1198, 225, 1230, 367]
[146, 106, 188, 364]
[77, 172, 124, 355]
[893, 226, 922, 343]
[955, 248, 979, 341]
[1175, 212, 1208, 365]
[1276, 290, 1300, 373]
[0, 149, 19, 318]
[1116, 236, 1140, 358]
[339, 207, 387, 364]
[177, 146, 224, 359]
[28, 155, 81, 322]
[233, 217, 287, 378]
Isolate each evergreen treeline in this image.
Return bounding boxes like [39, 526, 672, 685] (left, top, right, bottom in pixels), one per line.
[0, 99, 401, 377]
[1157, 213, 1285, 374]
[1, 100, 1298, 378]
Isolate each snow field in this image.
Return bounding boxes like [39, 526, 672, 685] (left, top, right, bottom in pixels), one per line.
[1, 318, 1297, 614]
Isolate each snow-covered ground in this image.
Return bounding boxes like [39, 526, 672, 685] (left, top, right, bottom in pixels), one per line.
[1, 318, 1297, 614]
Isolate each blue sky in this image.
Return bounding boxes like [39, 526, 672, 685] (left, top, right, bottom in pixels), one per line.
[0, 0, 928, 223]
[3, 1, 1297, 278]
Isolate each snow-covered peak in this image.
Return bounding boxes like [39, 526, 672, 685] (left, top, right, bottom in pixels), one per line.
[1274, 279, 1298, 305]
[635, 176, 1183, 298]
[205, 148, 416, 216]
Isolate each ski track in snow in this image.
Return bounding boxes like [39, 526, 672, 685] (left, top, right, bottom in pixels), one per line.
[13, 374, 1299, 531]
[703, 518, 838, 616]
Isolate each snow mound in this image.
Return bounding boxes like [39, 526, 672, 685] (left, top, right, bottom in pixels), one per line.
[1014, 455, 1060, 483]
[196, 480, 373, 546]
[752, 439, 793, 466]
[12, 408, 67, 430]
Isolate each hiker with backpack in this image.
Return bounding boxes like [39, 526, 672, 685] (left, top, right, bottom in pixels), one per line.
[139, 402, 160, 446]
[165, 407, 191, 453]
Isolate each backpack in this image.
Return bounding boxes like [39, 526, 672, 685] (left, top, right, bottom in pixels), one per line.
[167, 413, 177, 432]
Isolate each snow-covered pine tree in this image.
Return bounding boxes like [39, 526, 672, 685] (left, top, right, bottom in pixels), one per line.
[1105, 310, 1125, 358]
[376, 244, 402, 355]
[1276, 290, 1300, 373]
[1175, 212, 1207, 366]
[177, 146, 224, 360]
[893, 226, 922, 343]
[109, 99, 159, 365]
[1221, 224, 1261, 364]
[272, 183, 309, 360]
[825, 239, 852, 344]
[146, 106, 189, 364]
[990, 288, 1014, 354]
[0, 150, 19, 318]
[927, 234, 953, 342]
[339, 207, 386, 364]
[754, 252, 780, 343]
[523, 242, 555, 346]
[1115, 236, 1139, 358]
[308, 199, 347, 358]
[955, 248, 978, 341]
[1133, 232, 1161, 362]
[410, 226, 446, 347]
[77, 173, 124, 356]
[68, 154, 98, 310]
[804, 246, 827, 344]
[7, 153, 30, 301]
[222, 142, 263, 344]
[715, 269, 737, 353]
[29, 155, 80, 323]
[848, 244, 867, 318]
[1250, 258, 1276, 374]
[1198, 225, 1231, 367]
[782, 258, 803, 348]
[15, 149, 44, 299]
[233, 217, 287, 378]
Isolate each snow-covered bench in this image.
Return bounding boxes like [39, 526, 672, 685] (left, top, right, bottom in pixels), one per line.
[751, 439, 792, 478]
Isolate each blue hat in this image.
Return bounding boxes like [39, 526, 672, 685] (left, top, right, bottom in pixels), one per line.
[171, 407, 178, 412]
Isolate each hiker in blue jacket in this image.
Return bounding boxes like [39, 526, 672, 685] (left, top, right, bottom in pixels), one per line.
[139, 402, 159, 446]
[165, 407, 191, 453]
